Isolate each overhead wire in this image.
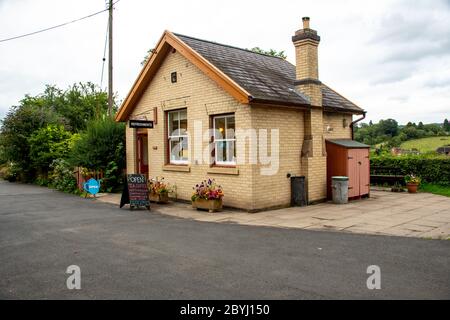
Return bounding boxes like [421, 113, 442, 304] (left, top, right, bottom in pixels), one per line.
[100, 20, 109, 89]
[0, 0, 120, 44]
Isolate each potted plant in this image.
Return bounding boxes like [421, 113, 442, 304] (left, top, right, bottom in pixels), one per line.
[148, 177, 171, 204]
[191, 178, 224, 213]
[405, 174, 421, 193]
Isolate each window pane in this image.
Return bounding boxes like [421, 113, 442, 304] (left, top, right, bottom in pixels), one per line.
[226, 116, 235, 139]
[168, 111, 179, 136]
[170, 138, 181, 161]
[216, 141, 226, 163]
[215, 141, 236, 163]
[179, 110, 187, 134]
[227, 140, 236, 163]
[181, 137, 189, 160]
[214, 117, 226, 139]
[170, 137, 189, 163]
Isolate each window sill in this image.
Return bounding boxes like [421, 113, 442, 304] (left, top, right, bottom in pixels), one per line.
[207, 167, 239, 176]
[163, 165, 191, 173]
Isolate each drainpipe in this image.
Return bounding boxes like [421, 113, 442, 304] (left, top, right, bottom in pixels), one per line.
[350, 112, 366, 140]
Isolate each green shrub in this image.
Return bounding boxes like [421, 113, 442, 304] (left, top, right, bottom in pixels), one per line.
[28, 124, 75, 173]
[371, 154, 450, 186]
[49, 159, 78, 193]
[100, 160, 124, 193]
[69, 117, 125, 192]
[1, 163, 21, 182]
[35, 175, 50, 186]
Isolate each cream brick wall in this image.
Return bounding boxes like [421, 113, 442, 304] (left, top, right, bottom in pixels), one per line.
[127, 51, 254, 209]
[301, 156, 327, 202]
[250, 106, 304, 210]
[323, 112, 353, 139]
[125, 126, 136, 174]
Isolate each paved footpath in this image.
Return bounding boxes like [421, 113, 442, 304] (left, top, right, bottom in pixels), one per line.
[98, 190, 450, 239]
[0, 181, 449, 299]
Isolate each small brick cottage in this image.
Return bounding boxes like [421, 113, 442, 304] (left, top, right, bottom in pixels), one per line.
[115, 17, 365, 211]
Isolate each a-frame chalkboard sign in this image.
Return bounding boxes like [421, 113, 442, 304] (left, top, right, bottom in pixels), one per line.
[120, 174, 150, 210]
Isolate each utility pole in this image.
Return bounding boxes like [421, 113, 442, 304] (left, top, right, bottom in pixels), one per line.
[108, 0, 113, 116]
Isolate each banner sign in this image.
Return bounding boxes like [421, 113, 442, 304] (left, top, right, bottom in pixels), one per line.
[129, 120, 154, 129]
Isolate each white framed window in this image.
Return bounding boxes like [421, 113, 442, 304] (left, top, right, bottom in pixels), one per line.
[213, 114, 236, 165]
[167, 109, 188, 164]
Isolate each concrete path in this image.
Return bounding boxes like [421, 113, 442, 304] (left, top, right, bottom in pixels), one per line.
[98, 190, 450, 239]
[1, 181, 449, 299]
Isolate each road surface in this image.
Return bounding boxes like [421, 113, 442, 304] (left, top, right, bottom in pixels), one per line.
[0, 181, 448, 299]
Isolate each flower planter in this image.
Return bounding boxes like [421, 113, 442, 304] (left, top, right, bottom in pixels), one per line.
[406, 183, 419, 193]
[192, 198, 223, 213]
[149, 192, 169, 204]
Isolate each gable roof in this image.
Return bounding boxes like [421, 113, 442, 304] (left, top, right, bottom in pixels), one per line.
[175, 34, 311, 107]
[116, 31, 364, 122]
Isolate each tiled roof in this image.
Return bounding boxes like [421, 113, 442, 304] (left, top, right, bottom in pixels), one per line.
[321, 84, 363, 114]
[175, 33, 364, 114]
[326, 139, 370, 148]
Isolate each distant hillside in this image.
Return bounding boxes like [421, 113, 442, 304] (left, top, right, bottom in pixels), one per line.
[354, 118, 449, 147]
[400, 136, 450, 153]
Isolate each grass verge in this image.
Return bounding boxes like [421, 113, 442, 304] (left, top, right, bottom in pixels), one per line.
[419, 183, 450, 197]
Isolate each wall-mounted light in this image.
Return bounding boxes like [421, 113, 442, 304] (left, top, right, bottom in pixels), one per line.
[326, 125, 334, 133]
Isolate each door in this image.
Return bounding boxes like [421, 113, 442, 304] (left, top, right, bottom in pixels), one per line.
[347, 148, 370, 197]
[347, 149, 359, 198]
[358, 149, 370, 195]
[137, 133, 149, 176]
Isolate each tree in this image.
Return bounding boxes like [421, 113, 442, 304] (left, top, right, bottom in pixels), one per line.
[70, 117, 125, 172]
[0, 103, 63, 180]
[377, 119, 399, 137]
[387, 135, 402, 148]
[54, 83, 110, 132]
[249, 47, 287, 59]
[141, 49, 156, 66]
[423, 123, 444, 136]
[0, 82, 111, 182]
[28, 125, 76, 174]
[444, 118, 450, 132]
[402, 126, 419, 140]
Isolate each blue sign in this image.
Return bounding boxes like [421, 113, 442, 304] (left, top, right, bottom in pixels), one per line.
[84, 178, 100, 195]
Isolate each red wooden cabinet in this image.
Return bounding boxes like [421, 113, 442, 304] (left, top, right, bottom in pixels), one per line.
[325, 139, 370, 200]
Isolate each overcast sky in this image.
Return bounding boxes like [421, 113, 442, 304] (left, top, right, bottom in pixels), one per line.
[0, 0, 449, 124]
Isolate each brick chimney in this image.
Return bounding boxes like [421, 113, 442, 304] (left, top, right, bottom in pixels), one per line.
[292, 17, 322, 106]
[293, 17, 327, 203]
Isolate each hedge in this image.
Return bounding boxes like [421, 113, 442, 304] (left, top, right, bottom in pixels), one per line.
[370, 155, 450, 186]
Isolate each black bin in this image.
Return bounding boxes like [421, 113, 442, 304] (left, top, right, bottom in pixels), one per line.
[291, 176, 307, 207]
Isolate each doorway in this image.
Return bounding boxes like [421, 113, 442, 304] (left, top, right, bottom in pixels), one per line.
[347, 149, 370, 198]
[136, 132, 149, 176]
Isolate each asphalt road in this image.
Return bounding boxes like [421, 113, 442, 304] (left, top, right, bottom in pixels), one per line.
[0, 180, 449, 299]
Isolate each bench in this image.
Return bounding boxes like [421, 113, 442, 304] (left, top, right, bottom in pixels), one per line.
[370, 166, 405, 186]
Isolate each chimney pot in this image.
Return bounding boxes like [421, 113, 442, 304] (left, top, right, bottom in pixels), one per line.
[302, 17, 310, 29]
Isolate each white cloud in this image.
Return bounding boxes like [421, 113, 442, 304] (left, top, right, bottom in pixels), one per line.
[0, 0, 449, 124]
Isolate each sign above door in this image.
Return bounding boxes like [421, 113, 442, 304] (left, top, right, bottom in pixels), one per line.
[129, 120, 154, 129]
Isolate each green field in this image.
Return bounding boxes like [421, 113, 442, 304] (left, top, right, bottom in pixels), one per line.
[400, 136, 450, 153]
